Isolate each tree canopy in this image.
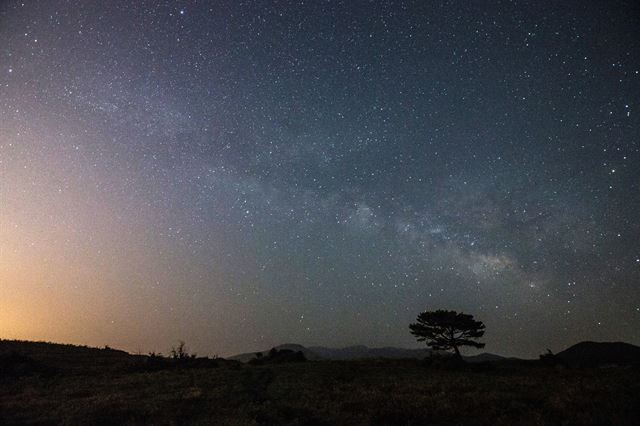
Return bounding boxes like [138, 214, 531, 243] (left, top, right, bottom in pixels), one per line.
[409, 309, 485, 358]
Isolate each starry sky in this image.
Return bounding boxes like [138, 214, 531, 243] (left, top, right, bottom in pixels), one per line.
[1, 0, 639, 358]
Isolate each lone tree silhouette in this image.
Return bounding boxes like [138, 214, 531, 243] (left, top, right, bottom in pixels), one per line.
[409, 310, 485, 359]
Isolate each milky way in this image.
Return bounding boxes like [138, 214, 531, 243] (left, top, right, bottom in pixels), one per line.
[1, 1, 639, 357]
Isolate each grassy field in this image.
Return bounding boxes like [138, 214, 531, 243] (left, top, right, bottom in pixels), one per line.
[1, 348, 639, 425]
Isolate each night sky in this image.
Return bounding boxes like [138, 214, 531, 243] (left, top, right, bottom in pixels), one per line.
[1, 0, 639, 358]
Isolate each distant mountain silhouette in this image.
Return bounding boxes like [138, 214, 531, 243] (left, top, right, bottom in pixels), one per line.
[7, 339, 638, 369]
[463, 352, 511, 363]
[555, 341, 640, 367]
[229, 344, 322, 362]
[308, 345, 433, 360]
[228, 343, 510, 362]
[248, 347, 308, 365]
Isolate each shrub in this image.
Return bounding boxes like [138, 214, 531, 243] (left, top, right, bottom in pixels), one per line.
[170, 341, 196, 361]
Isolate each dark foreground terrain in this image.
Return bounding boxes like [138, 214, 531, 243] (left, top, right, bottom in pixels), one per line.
[1, 341, 639, 425]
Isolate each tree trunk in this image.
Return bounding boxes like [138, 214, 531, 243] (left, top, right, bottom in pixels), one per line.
[452, 344, 461, 360]
[450, 328, 462, 360]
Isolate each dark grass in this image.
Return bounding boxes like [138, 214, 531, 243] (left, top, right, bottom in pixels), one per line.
[1, 354, 639, 425]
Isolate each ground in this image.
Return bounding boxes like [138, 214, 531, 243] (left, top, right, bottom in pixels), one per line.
[1, 357, 638, 425]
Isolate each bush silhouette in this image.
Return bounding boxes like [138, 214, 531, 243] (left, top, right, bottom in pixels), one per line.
[539, 349, 568, 368]
[170, 341, 196, 362]
[132, 343, 223, 372]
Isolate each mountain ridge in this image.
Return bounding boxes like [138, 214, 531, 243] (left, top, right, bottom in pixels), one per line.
[227, 343, 510, 362]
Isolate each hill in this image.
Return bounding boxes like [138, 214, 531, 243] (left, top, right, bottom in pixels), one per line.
[555, 341, 640, 367]
[0, 339, 235, 375]
[0, 339, 139, 373]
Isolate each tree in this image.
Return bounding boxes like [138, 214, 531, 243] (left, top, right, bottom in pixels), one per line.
[409, 310, 485, 359]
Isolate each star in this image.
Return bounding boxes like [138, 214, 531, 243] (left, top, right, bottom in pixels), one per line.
[0, 0, 638, 359]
